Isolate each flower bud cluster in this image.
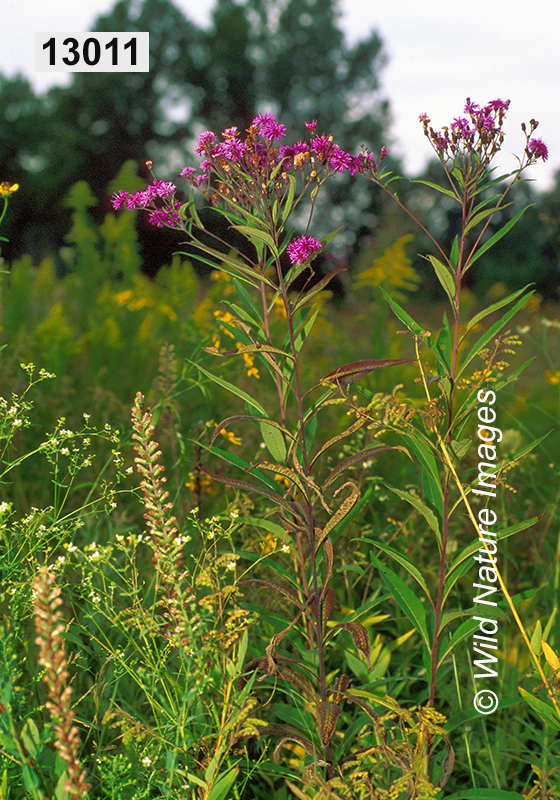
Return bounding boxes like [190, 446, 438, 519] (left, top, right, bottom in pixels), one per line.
[419, 98, 548, 168]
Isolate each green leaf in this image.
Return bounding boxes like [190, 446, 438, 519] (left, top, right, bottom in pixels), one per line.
[207, 767, 239, 800]
[380, 288, 446, 370]
[530, 620, 542, 656]
[466, 205, 530, 270]
[233, 278, 263, 323]
[409, 179, 459, 201]
[55, 770, 71, 800]
[464, 202, 512, 236]
[363, 540, 431, 602]
[291, 268, 346, 313]
[233, 224, 278, 255]
[428, 255, 456, 307]
[196, 441, 281, 493]
[465, 285, 532, 332]
[399, 433, 443, 518]
[321, 224, 344, 248]
[21, 718, 41, 759]
[444, 516, 538, 603]
[370, 555, 430, 650]
[242, 516, 286, 538]
[458, 291, 534, 378]
[281, 175, 297, 225]
[260, 421, 287, 463]
[190, 361, 266, 416]
[383, 485, 442, 550]
[518, 687, 560, 731]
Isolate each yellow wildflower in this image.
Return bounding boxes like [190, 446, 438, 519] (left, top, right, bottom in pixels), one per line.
[0, 182, 18, 196]
[274, 474, 291, 491]
[220, 428, 242, 446]
[242, 350, 259, 379]
[261, 533, 277, 555]
[185, 471, 218, 493]
[545, 370, 560, 385]
[115, 289, 133, 306]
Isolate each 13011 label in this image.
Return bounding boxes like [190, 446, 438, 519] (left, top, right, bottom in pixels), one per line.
[35, 33, 149, 72]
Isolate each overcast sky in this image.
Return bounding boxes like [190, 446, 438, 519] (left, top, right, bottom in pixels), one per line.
[2, 0, 559, 191]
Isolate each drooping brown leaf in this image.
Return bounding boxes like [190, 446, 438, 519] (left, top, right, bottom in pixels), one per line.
[334, 622, 371, 668]
[316, 701, 341, 746]
[331, 674, 352, 706]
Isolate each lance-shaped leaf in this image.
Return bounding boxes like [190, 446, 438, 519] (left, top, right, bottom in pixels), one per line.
[465, 205, 530, 270]
[331, 674, 352, 706]
[199, 468, 304, 523]
[280, 174, 297, 225]
[203, 342, 294, 360]
[190, 362, 267, 416]
[232, 277, 263, 321]
[518, 688, 560, 732]
[380, 288, 447, 370]
[260, 420, 288, 464]
[409, 178, 459, 201]
[332, 622, 371, 668]
[232, 224, 279, 257]
[315, 482, 359, 552]
[310, 358, 412, 393]
[316, 701, 341, 745]
[464, 201, 512, 236]
[291, 268, 346, 314]
[370, 555, 430, 650]
[382, 485, 442, 552]
[427, 255, 456, 308]
[323, 445, 409, 490]
[309, 414, 369, 468]
[465, 285, 532, 333]
[361, 540, 432, 605]
[457, 290, 534, 379]
[542, 641, 560, 673]
[256, 462, 308, 497]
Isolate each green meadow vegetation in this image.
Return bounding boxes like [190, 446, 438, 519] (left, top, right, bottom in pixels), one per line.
[1, 100, 560, 800]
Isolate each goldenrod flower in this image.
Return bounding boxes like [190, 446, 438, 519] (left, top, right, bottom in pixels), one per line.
[0, 182, 18, 196]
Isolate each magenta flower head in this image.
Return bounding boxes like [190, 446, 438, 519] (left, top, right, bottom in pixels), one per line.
[195, 130, 217, 156]
[287, 235, 322, 265]
[527, 137, 548, 162]
[305, 120, 318, 132]
[180, 166, 196, 179]
[112, 191, 129, 210]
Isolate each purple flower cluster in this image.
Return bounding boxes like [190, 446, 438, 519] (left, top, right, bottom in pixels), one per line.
[112, 116, 387, 229]
[188, 116, 385, 189]
[111, 178, 180, 226]
[287, 235, 322, 265]
[420, 98, 512, 164]
[527, 137, 548, 162]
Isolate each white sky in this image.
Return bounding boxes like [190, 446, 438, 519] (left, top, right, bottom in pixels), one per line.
[2, 0, 559, 191]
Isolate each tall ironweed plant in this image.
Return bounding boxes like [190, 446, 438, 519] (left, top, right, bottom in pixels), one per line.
[109, 99, 557, 797]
